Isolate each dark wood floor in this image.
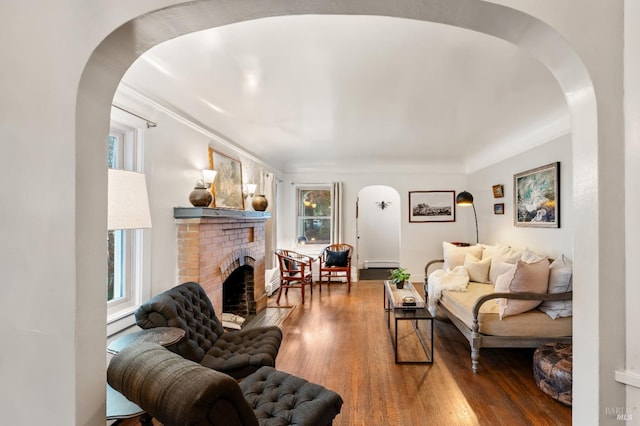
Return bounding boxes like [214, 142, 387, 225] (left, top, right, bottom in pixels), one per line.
[118, 280, 571, 425]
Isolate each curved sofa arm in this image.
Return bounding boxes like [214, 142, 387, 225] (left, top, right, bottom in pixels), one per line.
[108, 342, 259, 426]
[471, 291, 573, 333]
[424, 259, 445, 277]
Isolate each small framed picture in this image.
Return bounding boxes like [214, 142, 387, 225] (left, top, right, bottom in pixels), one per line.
[492, 184, 504, 198]
[494, 203, 505, 215]
[409, 190, 456, 223]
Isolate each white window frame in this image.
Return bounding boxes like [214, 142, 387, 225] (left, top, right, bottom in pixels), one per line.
[295, 184, 332, 250]
[107, 109, 151, 336]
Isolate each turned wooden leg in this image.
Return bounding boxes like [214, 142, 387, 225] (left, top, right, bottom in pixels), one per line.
[471, 348, 480, 373]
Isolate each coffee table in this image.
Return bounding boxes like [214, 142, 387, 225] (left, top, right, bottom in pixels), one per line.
[384, 280, 433, 364]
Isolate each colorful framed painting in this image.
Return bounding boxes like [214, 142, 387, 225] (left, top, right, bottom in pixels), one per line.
[409, 190, 455, 223]
[208, 147, 244, 210]
[492, 184, 504, 198]
[513, 162, 560, 228]
[494, 203, 505, 215]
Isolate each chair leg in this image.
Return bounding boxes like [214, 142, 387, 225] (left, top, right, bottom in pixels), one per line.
[277, 283, 284, 303]
[301, 285, 305, 304]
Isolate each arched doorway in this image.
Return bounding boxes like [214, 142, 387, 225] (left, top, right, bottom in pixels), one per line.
[77, 1, 599, 422]
[357, 186, 401, 278]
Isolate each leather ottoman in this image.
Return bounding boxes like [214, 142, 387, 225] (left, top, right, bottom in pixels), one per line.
[533, 342, 572, 406]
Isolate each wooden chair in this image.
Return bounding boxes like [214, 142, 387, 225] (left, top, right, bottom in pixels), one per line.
[318, 243, 353, 291]
[275, 249, 314, 304]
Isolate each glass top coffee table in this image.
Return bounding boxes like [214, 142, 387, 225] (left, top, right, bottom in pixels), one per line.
[384, 280, 434, 364]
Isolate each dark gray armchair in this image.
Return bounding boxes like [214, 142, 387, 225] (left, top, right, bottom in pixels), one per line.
[107, 342, 344, 426]
[135, 281, 282, 379]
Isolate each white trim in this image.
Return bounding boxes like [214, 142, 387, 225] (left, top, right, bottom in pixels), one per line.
[615, 370, 640, 389]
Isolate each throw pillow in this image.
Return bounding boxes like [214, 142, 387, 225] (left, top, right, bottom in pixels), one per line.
[325, 249, 348, 267]
[494, 258, 550, 319]
[489, 244, 524, 283]
[443, 241, 483, 271]
[539, 255, 573, 319]
[520, 249, 546, 264]
[463, 252, 491, 283]
[481, 244, 497, 260]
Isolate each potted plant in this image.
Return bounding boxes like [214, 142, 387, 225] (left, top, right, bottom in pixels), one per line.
[389, 267, 411, 289]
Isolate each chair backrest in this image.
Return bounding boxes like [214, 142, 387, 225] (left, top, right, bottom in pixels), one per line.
[108, 342, 259, 426]
[320, 243, 353, 266]
[135, 281, 224, 364]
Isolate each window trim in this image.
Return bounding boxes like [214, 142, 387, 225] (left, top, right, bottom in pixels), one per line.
[295, 184, 332, 249]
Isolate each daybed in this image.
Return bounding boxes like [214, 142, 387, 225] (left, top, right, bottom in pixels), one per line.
[425, 243, 573, 373]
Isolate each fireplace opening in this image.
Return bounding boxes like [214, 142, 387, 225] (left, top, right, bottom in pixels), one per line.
[222, 264, 255, 319]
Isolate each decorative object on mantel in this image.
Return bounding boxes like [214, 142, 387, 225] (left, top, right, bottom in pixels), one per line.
[409, 190, 455, 223]
[492, 184, 504, 198]
[252, 194, 268, 211]
[456, 190, 479, 244]
[189, 179, 213, 207]
[376, 201, 391, 210]
[494, 203, 505, 215]
[208, 147, 245, 210]
[514, 162, 560, 228]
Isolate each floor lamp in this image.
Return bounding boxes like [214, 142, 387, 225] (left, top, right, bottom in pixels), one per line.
[456, 190, 478, 244]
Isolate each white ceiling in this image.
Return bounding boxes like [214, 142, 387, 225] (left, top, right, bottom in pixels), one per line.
[120, 14, 569, 173]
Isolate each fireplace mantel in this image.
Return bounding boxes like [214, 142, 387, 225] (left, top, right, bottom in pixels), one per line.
[174, 207, 271, 220]
[174, 207, 270, 315]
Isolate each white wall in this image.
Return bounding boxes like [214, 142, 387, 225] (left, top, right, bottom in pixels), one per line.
[467, 133, 573, 259]
[0, 1, 627, 424]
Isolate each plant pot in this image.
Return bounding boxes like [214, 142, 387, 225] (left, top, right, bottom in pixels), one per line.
[396, 280, 405, 289]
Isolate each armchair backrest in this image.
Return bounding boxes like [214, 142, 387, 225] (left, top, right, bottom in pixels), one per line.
[108, 342, 259, 426]
[320, 243, 353, 265]
[135, 281, 224, 364]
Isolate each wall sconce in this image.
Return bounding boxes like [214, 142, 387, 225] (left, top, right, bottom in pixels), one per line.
[376, 201, 391, 210]
[456, 190, 478, 244]
[201, 169, 217, 189]
[243, 183, 257, 199]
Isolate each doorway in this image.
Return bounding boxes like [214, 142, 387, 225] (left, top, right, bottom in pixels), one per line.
[357, 186, 401, 280]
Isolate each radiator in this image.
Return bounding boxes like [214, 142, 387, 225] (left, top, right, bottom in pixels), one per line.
[265, 268, 280, 296]
[363, 260, 400, 269]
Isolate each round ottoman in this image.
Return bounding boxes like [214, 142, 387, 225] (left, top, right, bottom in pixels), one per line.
[533, 342, 572, 406]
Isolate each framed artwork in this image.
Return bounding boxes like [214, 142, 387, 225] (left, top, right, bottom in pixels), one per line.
[409, 191, 455, 223]
[208, 147, 245, 210]
[494, 203, 505, 215]
[514, 162, 560, 228]
[492, 184, 504, 198]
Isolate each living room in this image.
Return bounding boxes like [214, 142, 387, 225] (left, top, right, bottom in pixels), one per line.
[2, 2, 639, 425]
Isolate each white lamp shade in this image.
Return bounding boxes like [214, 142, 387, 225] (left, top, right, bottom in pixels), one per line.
[246, 183, 257, 194]
[202, 169, 217, 184]
[108, 169, 152, 230]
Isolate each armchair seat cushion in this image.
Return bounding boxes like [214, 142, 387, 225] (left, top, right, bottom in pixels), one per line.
[202, 327, 283, 376]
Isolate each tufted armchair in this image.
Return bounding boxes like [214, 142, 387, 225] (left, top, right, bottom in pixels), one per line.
[108, 342, 344, 426]
[135, 281, 282, 379]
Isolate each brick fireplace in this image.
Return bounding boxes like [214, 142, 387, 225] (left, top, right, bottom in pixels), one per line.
[174, 208, 271, 315]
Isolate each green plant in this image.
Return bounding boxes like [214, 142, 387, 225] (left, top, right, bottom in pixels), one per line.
[389, 267, 410, 284]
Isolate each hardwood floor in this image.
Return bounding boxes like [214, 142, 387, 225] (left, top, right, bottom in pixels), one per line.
[116, 280, 571, 425]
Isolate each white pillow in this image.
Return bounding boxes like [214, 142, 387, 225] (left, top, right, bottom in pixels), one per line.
[481, 244, 497, 260]
[539, 255, 573, 319]
[494, 259, 550, 319]
[442, 241, 483, 271]
[521, 249, 546, 264]
[463, 253, 491, 283]
[489, 245, 524, 283]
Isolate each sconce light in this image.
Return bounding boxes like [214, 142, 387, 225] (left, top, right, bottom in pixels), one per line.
[243, 183, 257, 199]
[456, 190, 478, 244]
[376, 201, 391, 210]
[201, 169, 217, 189]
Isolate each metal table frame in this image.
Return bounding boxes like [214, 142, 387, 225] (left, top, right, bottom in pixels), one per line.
[384, 281, 434, 364]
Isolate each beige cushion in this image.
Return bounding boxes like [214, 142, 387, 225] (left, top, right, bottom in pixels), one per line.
[539, 255, 573, 319]
[443, 242, 483, 271]
[495, 258, 550, 319]
[439, 283, 572, 337]
[464, 253, 491, 283]
[489, 245, 524, 283]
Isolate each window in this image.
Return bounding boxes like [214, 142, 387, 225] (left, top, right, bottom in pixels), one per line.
[107, 117, 149, 334]
[296, 186, 332, 245]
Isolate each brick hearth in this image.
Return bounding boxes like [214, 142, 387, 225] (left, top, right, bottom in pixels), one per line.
[174, 208, 271, 315]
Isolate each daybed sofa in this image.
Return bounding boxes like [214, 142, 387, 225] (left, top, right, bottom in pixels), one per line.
[425, 242, 573, 373]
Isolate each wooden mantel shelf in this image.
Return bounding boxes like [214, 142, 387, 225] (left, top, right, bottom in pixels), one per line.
[173, 207, 271, 220]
